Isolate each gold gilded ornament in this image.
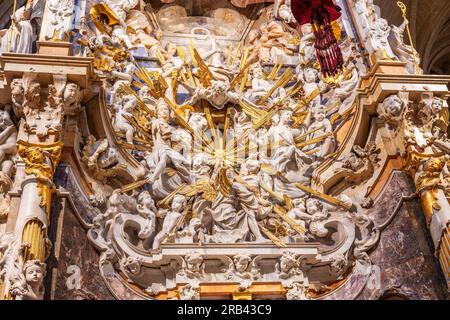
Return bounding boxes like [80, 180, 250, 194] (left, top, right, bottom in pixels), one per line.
[90, 3, 120, 35]
[17, 140, 63, 209]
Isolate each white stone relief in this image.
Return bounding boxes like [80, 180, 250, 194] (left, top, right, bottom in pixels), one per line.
[46, 0, 74, 40]
[76, 2, 381, 299]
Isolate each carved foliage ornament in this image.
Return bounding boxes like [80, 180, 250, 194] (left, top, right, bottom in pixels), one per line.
[17, 140, 63, 208]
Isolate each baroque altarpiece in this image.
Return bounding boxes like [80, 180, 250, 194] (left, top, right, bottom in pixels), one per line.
[0, 0, 448, 300]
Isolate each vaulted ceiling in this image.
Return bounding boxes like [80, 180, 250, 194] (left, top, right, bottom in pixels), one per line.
[0, 0, 449, 74]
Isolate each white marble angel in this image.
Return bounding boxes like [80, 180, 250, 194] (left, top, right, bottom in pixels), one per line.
[198, 160, 271, 244]
[298, 24, 316, 66]
[145, 99, 191, 185]
[178, 251, 205, 279]
[285, 198, 310, 243]
[304, 111, 336, 159]
[103, 0, 139, 48]
[305, 198, 330, 238]
[299, 67, 324, 112]
[245, 63, 286, 106]
[335, 62, 360, 114]
[264, 109, 312, 198]
[112, 94, 136, 145]
[182, 79, 240, 110]
[136, 190, 157, 249]
[62, 83, 83, 116]
[152, 194, 187, 250]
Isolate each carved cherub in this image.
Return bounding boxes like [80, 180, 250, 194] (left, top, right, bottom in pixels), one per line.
[247, 63, 285, 104]
[11, 260, 46, 300]
[298, 24, 316, 67]
[62, 83, 82, 116]
[113, 94, 136, 145]
[277, 3, 294, 24]
[178, 251, 205, 279]
[305, 198, 330, 238]
[136, 190, 157, 245]
[225, 254, 260, 288]
[152, 195, 187, 250]
[377, 94, 406, 131]
[275, 251, 302, 280]
[300, 67, 324, 112]
[285, 198, 310, 242]
[182, 79, 240, 110]
[305, 111, 335, 158]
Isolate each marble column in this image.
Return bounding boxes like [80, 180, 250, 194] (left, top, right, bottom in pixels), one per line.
[405, 133, 450, 291]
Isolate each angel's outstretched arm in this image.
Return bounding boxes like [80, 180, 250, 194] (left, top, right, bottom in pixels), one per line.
[180, 85, 202, 106]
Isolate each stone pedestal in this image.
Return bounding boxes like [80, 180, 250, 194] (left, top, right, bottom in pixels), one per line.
[37, 41, 73, 57]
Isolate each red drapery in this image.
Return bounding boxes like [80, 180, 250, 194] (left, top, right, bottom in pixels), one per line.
[290, 0, 341, 25]
[291, 0, 344, 77]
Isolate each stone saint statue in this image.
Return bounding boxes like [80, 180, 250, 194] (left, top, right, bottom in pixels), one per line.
[0, 0, 45, 54]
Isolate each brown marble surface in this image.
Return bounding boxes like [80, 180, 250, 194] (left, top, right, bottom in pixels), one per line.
[46, 197, 114, 300]
[358, 171, 449, 300]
